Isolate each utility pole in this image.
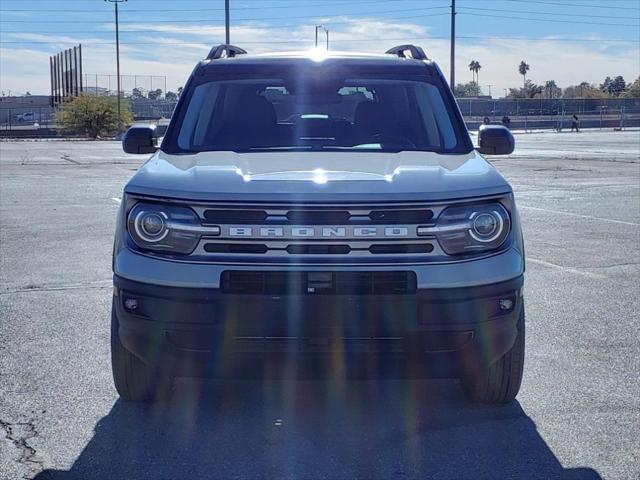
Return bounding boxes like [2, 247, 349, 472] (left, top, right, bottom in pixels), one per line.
[449, 0, 456, 89]
[487, 84, 493, 97]
[105, 0, 126, 133]
[225, 0, 230, 44]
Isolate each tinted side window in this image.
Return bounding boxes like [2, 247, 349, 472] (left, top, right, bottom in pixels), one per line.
[178, 82, 222, 150]
[414, 83, 458, 150]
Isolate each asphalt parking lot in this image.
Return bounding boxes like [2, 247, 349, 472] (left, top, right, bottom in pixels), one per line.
[1, 130, 639, 480]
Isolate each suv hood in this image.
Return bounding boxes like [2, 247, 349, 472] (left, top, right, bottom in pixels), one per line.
[124, 150, 511, 202]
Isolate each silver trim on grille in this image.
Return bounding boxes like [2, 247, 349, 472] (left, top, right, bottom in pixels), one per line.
[218, 225, 415, 240]
[186, 204, 444, 258]
[193, 239, 446, 257]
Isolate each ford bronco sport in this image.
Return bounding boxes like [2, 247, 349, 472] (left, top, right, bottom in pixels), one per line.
[113, 44, 524, 403]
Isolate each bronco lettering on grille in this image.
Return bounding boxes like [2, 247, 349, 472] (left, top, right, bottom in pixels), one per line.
[226, 226, 411, 238]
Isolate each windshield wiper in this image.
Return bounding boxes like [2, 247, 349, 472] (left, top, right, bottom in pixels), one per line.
[321, 146, 427, 153]
[242, 146, 314, 152]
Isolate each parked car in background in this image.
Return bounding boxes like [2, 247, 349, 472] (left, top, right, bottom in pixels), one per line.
[16, 112, 36, 123]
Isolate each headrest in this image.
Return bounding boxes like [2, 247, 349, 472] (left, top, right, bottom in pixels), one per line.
[233, 95, 277, 126]
[354, 101, 393, 134]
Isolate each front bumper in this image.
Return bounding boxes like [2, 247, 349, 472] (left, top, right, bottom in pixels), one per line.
[113, 273, 524, 379]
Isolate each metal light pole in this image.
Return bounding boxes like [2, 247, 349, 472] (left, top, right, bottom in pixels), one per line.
[225, 0, 230, 44]
[449, 0, 456, 89]
[487, 84, 493, 98]
[105, 0, 126, 132]
[315, 25, 329, 49]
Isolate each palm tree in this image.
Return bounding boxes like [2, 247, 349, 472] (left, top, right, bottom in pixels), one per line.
[519, 61, 530, 90]
[468, 60, 482, 95]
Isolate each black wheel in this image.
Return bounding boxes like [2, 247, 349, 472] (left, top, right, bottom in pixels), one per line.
[111, 300, 173, 402]
[461, 303, 525, 404]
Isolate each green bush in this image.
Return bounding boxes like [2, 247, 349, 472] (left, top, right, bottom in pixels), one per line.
[56, 95, 133, 138]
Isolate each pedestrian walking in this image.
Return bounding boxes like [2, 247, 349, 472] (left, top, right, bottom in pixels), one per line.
[571, 114, 580, 132]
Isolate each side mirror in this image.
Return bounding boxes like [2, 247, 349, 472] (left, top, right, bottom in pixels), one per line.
[476, 125, 515, 155]
[123, 124, 158, 154]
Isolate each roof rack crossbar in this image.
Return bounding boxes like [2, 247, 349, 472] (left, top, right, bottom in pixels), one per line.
[207, 44, 248, 60]
[385, 45, 427, 60]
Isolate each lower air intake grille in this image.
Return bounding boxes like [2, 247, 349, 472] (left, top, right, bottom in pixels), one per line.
[221, 271, 417, 295]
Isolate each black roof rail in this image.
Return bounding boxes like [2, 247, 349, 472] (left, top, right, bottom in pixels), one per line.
[385, 44, 427, 60]
[206, 44, 247, 60]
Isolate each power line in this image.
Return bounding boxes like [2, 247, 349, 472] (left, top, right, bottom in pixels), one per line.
[0, 5, 450, 23]
[459, 6, 637, 20]
[2, 9, 636, 32]
[458, 12, 639, 27]
[0, 0, 409, 13]
[0, 11, 446, 34]
[5, 1, 630, 19]
[1, 0, 416, 2]
[502, 0, 640, 11]
[2, 35, 637, 45]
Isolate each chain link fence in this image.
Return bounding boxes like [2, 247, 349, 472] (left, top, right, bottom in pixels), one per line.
[1, 97, 639, 137]
[457, 97, 640, 131]
[0, 106, 57, 133]
[129, 100, 176, 120]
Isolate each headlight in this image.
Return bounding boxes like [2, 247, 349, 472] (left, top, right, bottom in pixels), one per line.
[431, 202, 511, 255]
[127, 203, 203, 255]
[134, 211, 169, 242]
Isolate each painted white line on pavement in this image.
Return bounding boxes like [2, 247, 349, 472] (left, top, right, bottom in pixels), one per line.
[519, 205, 639, 227]
[111, 197, 121, 204]
[527, 257, 606, 279]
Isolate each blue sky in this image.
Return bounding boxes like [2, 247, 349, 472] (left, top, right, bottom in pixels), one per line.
[1, 0, 639, 97]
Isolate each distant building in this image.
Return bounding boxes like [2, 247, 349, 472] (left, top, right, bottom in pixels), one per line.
[83, 87, 110, 96]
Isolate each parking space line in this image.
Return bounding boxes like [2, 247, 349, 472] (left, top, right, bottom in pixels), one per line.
[519, 205, 639, 226]
[0, 280, 112, 295]
[111, 197, 121, 204]
[527, 257, 606, 279]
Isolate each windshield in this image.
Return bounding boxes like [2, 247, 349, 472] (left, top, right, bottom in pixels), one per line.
[167, 76, 468, 154]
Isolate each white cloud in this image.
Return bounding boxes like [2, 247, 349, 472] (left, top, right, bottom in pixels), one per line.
[1, 18, 638, 96]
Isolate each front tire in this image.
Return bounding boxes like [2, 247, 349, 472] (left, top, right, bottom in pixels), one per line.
[461, 303, 525, 403]
[111, 301, 173, 402]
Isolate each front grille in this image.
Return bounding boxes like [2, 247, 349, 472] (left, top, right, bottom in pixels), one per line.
[369, 209, 433, 224]
[204, 243, 269, 254]
[191, 202, 446, 262]
[203, 210, 267, 223]
[369, 243, 434, 254]
[221, 271, 417, 295]
[204, 208, 435, 225]
[286, 210, 351, 224]
[203, 242, 436, 256]
[286, 244, 351, 255]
